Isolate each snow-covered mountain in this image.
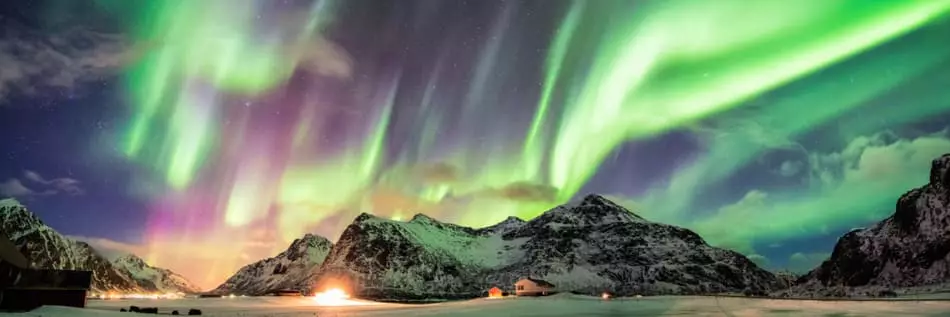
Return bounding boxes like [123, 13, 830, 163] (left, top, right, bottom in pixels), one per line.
[314, 194, 783, 300]
[0, 198, 196, 294]
[111, 253, 202, 294]
[791, 153, 950, 297]
[212, 233, 333, 296]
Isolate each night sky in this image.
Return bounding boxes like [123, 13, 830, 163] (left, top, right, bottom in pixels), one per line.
[2, 0, 950, 290]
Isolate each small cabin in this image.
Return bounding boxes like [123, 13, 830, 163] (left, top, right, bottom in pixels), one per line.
[514, 278, 555, 296]
[487, 286, 503, 298]
[0, 235, 92, 311]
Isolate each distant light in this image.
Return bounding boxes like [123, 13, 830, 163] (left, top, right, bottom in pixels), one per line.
[601, 293, 610, 300]
[228, 294, 236, 299]
[313, 288, 355, 306]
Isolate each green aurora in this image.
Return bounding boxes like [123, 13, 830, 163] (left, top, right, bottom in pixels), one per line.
[67, 0, 950, 284]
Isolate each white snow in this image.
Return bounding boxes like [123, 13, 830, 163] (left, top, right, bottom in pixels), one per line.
[110, 254, 201, 293]
[361, 215, 525, 269]
[213, 235, 332, 295]
[0, 198, 22, 208]
[7, 294, 944, 316]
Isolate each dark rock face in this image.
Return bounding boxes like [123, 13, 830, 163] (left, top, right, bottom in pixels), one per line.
[212, 233, 332, 296]
[315, 194, 783, 299]
[0, 199, 197, 293]
[795, 154, 950, 294]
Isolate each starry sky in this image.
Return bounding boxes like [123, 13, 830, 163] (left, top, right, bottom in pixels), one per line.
[2, 0, 950, 290]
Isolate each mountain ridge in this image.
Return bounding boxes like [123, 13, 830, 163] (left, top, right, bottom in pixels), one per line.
[312, 193, 782, 299]
[0, 198, 198, 294]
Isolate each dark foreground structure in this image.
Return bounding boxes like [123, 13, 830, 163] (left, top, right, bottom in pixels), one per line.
[0, 235, 92, 311]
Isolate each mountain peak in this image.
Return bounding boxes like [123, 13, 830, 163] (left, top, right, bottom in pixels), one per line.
[502, 216, 524, 223]
[0, 198, 34, 219]
[931, 153, 950, 187]
[0, 198, 23, 208]
[533, 193, 643, 227]
[294, 233, 331, 249]
[410, 213, 436, 223]
[476, 216, 526, 235]
[353, 212, 379, 223]
[578, 194, 614, 207]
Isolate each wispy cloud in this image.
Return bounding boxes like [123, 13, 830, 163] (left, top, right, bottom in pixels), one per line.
[23, 170, 84, 195]
[494, 181, 558, 202]
[0, 179, 52, 197]
[419, 162, 459, 184]
[690, 129, 950, 253]
[0, 170, 84, 198]
[67, 235, 146, 261]
[787, 252, 831, 274]
[0, 17, 131, 102]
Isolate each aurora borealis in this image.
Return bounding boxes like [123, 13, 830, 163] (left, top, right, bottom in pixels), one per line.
[2, 0, 950, 290]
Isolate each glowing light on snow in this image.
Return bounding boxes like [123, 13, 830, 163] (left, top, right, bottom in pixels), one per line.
[312, 288, 357, 306]
[93, 292, 185, 300]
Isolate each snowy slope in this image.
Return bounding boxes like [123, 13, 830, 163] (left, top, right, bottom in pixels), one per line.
[0, 199, 192, 293]
[791, 153, 950, 297]
[316, 194, 782, 299]
[212, 233, 333, 296]
[111, 253, 202, 293]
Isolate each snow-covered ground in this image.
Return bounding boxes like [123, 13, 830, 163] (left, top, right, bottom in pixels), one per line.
[6, 294, 950, 316]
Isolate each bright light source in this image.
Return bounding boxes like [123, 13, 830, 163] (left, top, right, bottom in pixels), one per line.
[312, 288, 354, 306]
[602, 293, 611, 300]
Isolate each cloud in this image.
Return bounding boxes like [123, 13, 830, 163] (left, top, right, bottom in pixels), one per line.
[495, 182, 558, 202]
[0, 170, 84, 198]
[787, 252, 831, 274]
[690, 116, 804, 151]
[296, 35, 353, 79]
[22, 170, 84, 195]
[67, 235, 147, 261]
[0, 179, 49, 197]
[0, 18, 131, 102]
[778, 160, 804, 177]
[419, 162, 459, 184]
[747, 254, 770, 268]
[690, 129, 950, 253]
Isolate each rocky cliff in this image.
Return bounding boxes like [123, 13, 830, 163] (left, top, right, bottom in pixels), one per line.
[791, 153, 950, 297]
